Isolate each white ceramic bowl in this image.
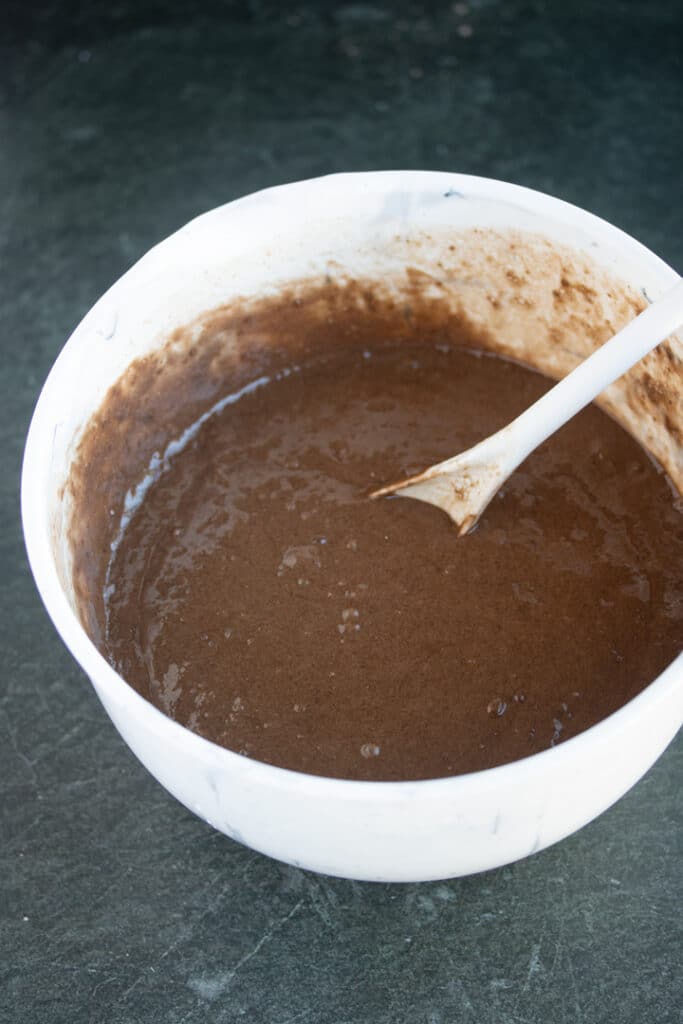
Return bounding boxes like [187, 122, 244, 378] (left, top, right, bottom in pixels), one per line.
[22, 172, 683, 881]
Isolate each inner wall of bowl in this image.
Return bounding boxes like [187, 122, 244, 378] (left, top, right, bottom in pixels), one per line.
[48, 184, 682, 641]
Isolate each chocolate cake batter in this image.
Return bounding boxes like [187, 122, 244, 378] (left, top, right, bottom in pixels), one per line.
[103, 340, 683, 780]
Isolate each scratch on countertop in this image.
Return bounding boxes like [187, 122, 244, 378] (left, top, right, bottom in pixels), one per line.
[187, 898, 305, 1001]
[525, 942, 543, 987]
[302, 874, 339, 928]
[0, 707, 38, 786]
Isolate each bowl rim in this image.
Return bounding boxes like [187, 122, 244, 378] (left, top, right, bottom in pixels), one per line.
[21, 169, 683, 800]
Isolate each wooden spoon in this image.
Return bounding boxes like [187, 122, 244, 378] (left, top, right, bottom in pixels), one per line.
[371, 278, 683, 535]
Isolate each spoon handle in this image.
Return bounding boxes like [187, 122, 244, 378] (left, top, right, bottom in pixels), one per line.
[508, 277, 683, 466]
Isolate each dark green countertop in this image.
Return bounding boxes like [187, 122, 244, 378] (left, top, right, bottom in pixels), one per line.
[1, 2, 681, 1021]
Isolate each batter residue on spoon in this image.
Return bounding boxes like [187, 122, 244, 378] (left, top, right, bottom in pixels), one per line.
[103, 341, 683, 780]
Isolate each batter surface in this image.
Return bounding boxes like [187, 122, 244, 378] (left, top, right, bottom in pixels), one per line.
[104, 343, 683, 780]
